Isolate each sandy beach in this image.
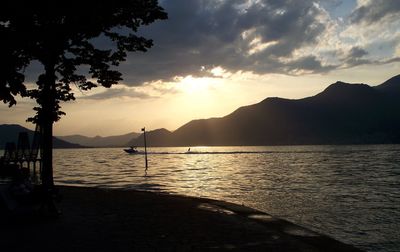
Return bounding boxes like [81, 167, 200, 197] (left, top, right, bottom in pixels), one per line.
[0, 185, 362, 251]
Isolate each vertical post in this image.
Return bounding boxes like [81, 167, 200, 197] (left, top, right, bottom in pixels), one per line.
[142, 127, 148, 170]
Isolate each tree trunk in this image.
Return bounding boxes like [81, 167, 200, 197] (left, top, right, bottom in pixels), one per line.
[40, 64, 56, 190]
[41, 115, 54, 189]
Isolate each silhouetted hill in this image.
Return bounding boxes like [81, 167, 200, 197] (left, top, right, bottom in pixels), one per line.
[133, 75, 400, 146]
[58, 132, 140, 147]
[5, 75, 399, 147]
[0, 124, 84, 149]
[375, 74, 400, 97]
[128, 128, 172, 147]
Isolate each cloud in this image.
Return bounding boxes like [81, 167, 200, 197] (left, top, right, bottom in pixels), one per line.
[287, 55, 337, 74]
[77, 79, 186, 100]
[14, 0, 400, 89]
[79, 86, 154, 100]
[119, 0, 330, 85]
[342, 46, 370, 66]
[336, 0, 399, 68]
[348, 46, 368, 58]
[351, 0, 400, 24]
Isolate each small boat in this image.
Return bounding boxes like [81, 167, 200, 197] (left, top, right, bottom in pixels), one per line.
[123, 146, 139, 154]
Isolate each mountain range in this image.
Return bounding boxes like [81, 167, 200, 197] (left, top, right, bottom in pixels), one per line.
[0, 124, 83, 149]
[1, 74, 399, 147]
[129, 74, 400, 146]
[57, 133, 140, 148]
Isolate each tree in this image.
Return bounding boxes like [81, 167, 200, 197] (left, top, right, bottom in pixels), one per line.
[0, 0, 167, 190]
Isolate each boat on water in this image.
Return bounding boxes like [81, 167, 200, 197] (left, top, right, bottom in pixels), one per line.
[123, 146, 139, 154]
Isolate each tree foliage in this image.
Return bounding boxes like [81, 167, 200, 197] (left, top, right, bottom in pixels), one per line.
[0, 0, 167, 121]
[0, 0, 167, 189]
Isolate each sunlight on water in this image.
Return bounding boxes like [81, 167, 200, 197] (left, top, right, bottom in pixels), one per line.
[52, 145, 400, 252]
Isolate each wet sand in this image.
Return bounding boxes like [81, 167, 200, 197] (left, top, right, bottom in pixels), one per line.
[0, 186, 362, 251]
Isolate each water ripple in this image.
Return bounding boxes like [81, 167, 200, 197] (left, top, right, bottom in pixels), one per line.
[52, 145, 400, 252]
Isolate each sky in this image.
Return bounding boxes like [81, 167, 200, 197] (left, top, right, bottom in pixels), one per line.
[1, 0, 400, 137]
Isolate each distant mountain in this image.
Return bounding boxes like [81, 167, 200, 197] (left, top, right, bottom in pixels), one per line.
[375, 74, 400, 97]
[128, 128, 172, 147]
[130, 74, 400, 146]
[4, 75, 399, 147]
[58, 132, 140, 147]
[0, 124, 84, 149]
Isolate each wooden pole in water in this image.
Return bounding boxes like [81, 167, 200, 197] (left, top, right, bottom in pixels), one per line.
[142, 127, 148, 170]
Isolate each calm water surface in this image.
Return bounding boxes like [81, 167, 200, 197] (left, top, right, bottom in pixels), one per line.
[52, 145, 399, 252]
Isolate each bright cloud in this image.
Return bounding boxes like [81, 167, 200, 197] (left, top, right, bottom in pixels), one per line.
[113, 0, 399, 86]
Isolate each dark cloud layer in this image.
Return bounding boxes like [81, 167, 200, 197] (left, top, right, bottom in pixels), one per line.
[20, 0, 400, 88]
[351, 0, 400, 24]
[348, 46, 368, 58]
[343, 46, 370, 67]
[120, 0, 331, 85]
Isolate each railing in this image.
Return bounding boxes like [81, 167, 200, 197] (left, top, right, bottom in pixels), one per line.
[0, 125, 42, 183]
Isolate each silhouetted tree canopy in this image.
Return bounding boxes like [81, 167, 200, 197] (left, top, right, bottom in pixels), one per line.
[1, 0, 167, 121]
[0, 0, 167, 189]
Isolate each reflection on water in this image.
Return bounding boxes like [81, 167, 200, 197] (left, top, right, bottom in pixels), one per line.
[52, 145, 400, 252]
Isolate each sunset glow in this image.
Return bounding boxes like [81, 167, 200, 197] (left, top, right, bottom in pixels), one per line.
[1, 0, 399, 136]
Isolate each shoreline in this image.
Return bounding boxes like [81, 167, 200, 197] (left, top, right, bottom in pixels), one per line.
[0, 185, 362, 251]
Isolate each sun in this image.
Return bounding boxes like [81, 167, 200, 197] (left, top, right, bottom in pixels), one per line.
[177, 75, 213, 94]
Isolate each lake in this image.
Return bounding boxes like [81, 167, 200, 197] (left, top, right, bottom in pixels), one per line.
[22, 145, 400, 251]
